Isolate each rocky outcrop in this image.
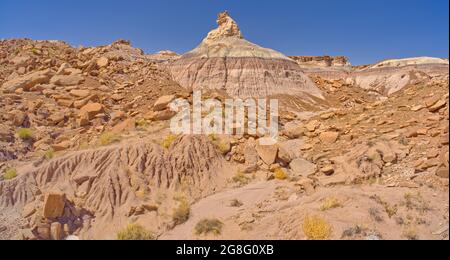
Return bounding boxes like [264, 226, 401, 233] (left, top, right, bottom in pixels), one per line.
[290, 56, 351, 68]
[169, 12, 323, 99]
[348, 63, 448, 96]
[1, 69, 53, 93]
[304, 56, 449, 96]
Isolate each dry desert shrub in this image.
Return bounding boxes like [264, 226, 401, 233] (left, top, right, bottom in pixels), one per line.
[162, 134, 178, 149]
[370, 194, 398, 218]
[172, 198, 191, 225]
[44, 148, 55, 160]
[116, 224, 154, 240]
[320, 197, 343, 211]
[136, 118, 150, 129]
[232, 171, 251, 186]
[229, 199, 243, 207]
[3, 168, 18, 180]
[195, 218, 224, 236]
[403, 192, 430, 213]
[274, 168, 288, 180]
[17, 128, 33, 140]
[302, 215, 332, 240]
[402, 226, 419, 240]
[369, 208, 384, 223]
[98, 132, 121, 146]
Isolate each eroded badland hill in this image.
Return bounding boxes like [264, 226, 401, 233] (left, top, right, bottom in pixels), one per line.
[0, 12, 448, 240]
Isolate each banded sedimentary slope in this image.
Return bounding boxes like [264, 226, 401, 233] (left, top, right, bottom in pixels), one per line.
[169, 12, 323, 99]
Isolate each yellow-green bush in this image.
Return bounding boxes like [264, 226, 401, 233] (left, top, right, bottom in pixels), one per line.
[136, 119, 150, 129]
[116, 224, 154, 240]
[303, 215, 332, 240]
[44, 149, 55, 160]
[17, 128, 33, 140]
[3, 168, 18, 180]
[274, 168, 288, 180]
[162, 134, 178, 149]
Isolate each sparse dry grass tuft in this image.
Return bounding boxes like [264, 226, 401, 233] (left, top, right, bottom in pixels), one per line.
[370, 194, 397, 218]
[403, 192, 430, 213]
[369, 208, 384, 223]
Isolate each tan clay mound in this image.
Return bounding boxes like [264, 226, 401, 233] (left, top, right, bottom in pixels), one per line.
[0, 135, 228, 217]
[370, 57, 449, 69]
[169, 12, 323, 99]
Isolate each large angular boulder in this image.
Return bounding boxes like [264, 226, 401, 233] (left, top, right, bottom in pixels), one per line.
[50, 74, 84, 86]
[256, 142, 278, 165]
[80, 103, 104, 120]
[1, 69, 53, 93]
[43, 193, 65, 219]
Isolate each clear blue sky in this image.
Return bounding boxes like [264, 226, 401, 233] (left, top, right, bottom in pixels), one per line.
[0, 0, 448, 64]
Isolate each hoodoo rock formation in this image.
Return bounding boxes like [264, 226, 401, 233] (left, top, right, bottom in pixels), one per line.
[169, 12, 323, 99]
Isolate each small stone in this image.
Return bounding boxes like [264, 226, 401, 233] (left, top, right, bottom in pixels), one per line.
[255, 142, 278, 165]
[297, 178, 315, 195]
[320, 165, 335, 176]
[70, 89, 90, 98]
[52, 141, 72, 151]
[50, 222, 62, 240]
[305, 120, 321, 132]
[425, 96, 441, 107]
[22, 203, 37, 218]
[429, 100, 447, 113]
[290, 158, 316, 176]
[153, 95, 176, 111]
[319, 131, 339, 144]
[410, 105, 424, 111]
[50, 74, 84, 86]
[80, 103, 104, 120]
[145, 110, 176, 121]
[300, 143, 313, 151]
[111, 118, 136, 134]
[57, 99, 74, 108]
[96, 57, 109, 68]
[436, 166, 449, 179]
[76, 111, 90, 127]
